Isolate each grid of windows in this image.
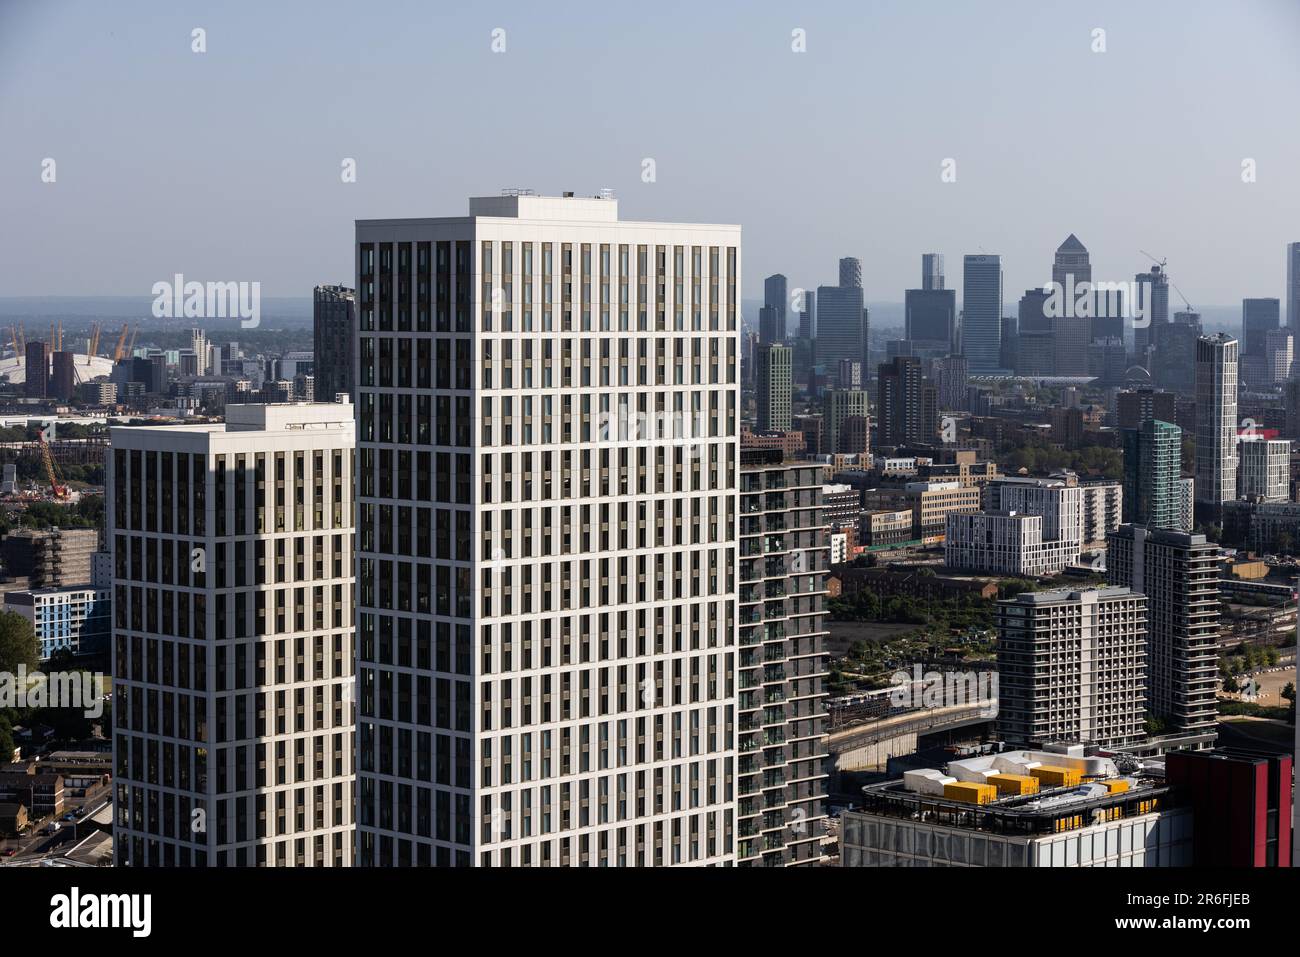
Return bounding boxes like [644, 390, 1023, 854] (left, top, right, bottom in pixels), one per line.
[355, 199, 741, 866]
[110, 411, 356, 867]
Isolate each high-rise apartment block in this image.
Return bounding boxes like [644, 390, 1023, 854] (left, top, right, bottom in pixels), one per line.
[755, 343, 792, 432]
[931, 354, 967, 411]
[737, 449, 828, 866]
[1122, 419, 1185, 530]
[996, 587, 1148, 749]
[1238, 437, 1290, 502]
[1194, 334, 1239, 520]
[109, 402, 357, 866]
[876, 356, 936, 449]
[313, 284, 357, 402]
[1079, 481, 1124, 550]
[354, 193, 740, 866]
[1106, 525, 1220, 746]
[24, 340, 49, 398]
[1116, 388, 1177, 432]
[822, 389, 869, 455]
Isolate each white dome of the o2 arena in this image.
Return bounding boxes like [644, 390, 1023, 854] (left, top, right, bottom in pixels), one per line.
[0, 353, 116, 385]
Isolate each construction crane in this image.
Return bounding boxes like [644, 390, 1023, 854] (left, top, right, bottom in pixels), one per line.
[37, 425, 68, 500]
[1138, 248, 1195, 313]
[112, 323, 130, 362]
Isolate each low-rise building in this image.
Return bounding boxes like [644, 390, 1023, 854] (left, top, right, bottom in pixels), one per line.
[906, 480, 981, 543]
[3, 585, 110, 659]
[861, 508, 915, 549]
[945, 510, 1080, 576]
[0, 766, 65, 818]
[842, 750, 1189, 867]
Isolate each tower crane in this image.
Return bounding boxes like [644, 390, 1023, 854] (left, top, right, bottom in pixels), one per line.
[37, 424, 68, 500]
[112, 323, 130, 362]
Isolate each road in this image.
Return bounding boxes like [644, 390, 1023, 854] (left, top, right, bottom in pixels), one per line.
[828, 702, 996, 752]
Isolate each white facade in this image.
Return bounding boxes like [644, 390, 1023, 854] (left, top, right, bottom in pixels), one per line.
[3, 586, 110, 659]
[841, 807, 1191, 867]
[830, 531, 849, 564]
[355, 194, 740, 867]
[1079, 482, 1123, 550]
[1194, 335, 1239, 509]
[1265, 328, 1293, 386]
[983, 477, 1084, 548]
[1238, 437, 1290, 503]
[945, 510, 1080, 576]
[109, 401, 357, 867]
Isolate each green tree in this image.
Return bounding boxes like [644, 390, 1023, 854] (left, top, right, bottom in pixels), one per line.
[0, 714, 12, 763]
[0, 611, 39, 675]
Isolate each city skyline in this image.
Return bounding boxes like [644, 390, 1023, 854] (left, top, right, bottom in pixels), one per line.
[0, 0, 1296, 897]
[3, 1, 1300, 306]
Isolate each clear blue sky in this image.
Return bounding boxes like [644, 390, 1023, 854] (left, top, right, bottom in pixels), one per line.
[2, 0, 1298, 307]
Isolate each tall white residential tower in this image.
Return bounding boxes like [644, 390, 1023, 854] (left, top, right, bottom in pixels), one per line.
[354, 193, 741, 866]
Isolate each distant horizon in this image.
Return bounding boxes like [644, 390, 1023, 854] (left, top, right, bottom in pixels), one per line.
[4, 1, 1299, 306]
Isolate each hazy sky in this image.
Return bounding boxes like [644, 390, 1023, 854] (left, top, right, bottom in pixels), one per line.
[3, 0, 1298, 308]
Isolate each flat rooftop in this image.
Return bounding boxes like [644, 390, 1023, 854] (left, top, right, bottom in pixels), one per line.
[859, 774, 1172, 835]
[1007, 585, 1138, 605]
[357, 192, 740, 231]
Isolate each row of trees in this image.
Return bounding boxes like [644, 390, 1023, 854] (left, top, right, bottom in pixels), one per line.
[1000, 443, 1123, 479]
[0, 611, 105, 759]
[0, 611, 40, 760]
[1219, 644, 1283, 678]
[0, 494, 104, 536]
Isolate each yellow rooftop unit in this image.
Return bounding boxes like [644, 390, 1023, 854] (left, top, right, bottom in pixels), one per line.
[943, 781, 998, 805]
[988, 773, 1040, 796]
[1030, 765, 1081, 788]
[1101, 778, 1130, 794]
